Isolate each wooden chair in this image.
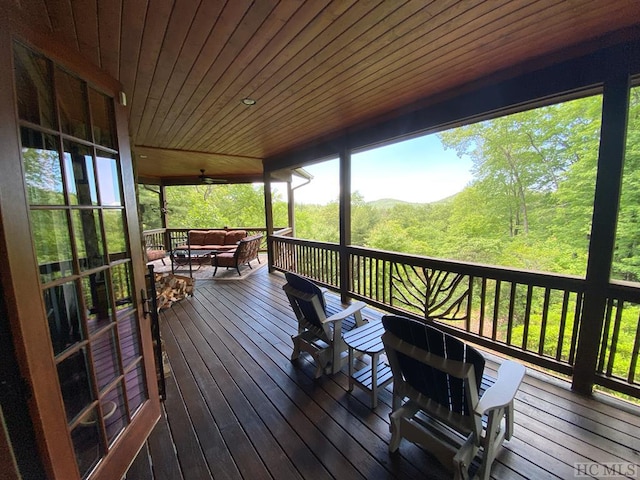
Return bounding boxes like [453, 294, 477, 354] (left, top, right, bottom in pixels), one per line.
[283, 272, 368, 378]
[381, 315, 525, 480]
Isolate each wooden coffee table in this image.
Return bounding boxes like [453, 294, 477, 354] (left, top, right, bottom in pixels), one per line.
[343, 320, 393, 408]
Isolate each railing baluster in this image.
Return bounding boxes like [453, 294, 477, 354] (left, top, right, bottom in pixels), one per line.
[325, 248, 329, 284]
[522, 285, 533, 351]
[492, 280, 501, 341]
[598, 299, 615, 373]
[383, 259, 388, 306]
[556, 291, 571, 362]
[539, 288, 551, 356]
[606, 299, 624, 377]
[479, 278, 487, 337]
[507, 282, 517, 345]
[568, 292, 583, 365]
[466, 276, 473, 332]
[368, 255, 373, 299]
[628, 312, 640, 384]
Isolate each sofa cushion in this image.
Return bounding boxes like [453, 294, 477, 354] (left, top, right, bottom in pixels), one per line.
[188, 230, 207, 245]
[224, 230, 247, 245]
[204, 230, 226, 245]
[146, 249, 166, 261]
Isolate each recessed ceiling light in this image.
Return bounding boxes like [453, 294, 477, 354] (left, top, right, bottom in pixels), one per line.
[241, 98, 256, 106]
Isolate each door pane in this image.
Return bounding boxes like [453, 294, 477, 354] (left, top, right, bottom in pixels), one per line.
[72, 411, 103, 478]
[56, 67, 90, 140]
[103, 210, 128, 261]
[125, 363, 147, 415]
[71, 210, 105, 271]
[21, 127, 64, 205]
[117, 311, 141, 367]
[89, 89, 115, 149]
[81, 273, 113, 334]
[57, 348, 94, 422]
[103, 383, 127, 445]
[91, 329, 120, 392]
[96, 153, 122, 206]
[64, 141, 98, 206]
[30, 209, 73, 283]
[44, 282, 83, 356]
[13, 42, 56, 129]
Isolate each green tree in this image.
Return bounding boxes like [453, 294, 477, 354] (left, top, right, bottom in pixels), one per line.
[614, 87, 640, 281]
[137, 185, 162, 230]
[439, 98, 601, 239]
[162, 184, 281, 229]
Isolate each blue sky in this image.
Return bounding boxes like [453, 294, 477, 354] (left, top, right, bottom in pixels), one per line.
[290, 133, 473, 205]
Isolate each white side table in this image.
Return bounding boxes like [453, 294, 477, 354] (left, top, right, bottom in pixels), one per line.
[343, 321, 393, 408]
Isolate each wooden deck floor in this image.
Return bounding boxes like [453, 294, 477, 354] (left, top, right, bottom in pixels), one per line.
[126, 267, 640, 479]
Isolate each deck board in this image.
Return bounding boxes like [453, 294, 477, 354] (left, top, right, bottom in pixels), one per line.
[129, 267, 640, 479]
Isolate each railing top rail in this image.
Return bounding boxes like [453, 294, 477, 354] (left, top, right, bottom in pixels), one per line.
[348, 245, 585, 286]
[270, 237, 586, 291]
[607, 280, 640, 302]
[271, 234, 340, 250]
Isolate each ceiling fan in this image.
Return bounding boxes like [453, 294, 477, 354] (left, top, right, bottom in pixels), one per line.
[198, 169, 227, 185]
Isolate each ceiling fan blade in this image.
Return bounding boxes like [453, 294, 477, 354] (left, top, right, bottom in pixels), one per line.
[198, 170, 226, 184]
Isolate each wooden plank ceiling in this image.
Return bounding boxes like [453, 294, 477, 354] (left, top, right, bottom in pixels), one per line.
[13, 0, 640, 182]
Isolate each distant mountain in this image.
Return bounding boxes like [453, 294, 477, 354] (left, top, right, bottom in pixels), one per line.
[367, 198, 415, 209]
[367, 194, 457, 209]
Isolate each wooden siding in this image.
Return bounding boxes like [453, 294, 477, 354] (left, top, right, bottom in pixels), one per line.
[129, 267, 640, 479]
[7, 0, 640, 179]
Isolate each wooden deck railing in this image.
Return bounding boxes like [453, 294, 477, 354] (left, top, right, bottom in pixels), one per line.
[270, 235, 640, 398]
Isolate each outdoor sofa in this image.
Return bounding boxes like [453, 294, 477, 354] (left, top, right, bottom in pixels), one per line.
[172, 229, 248, 265]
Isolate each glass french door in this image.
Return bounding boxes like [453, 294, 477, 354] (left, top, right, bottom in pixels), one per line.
[10, 41, 158, 478]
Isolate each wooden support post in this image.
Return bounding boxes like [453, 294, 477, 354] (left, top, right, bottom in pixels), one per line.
[263, 169, 275, 273]
[287, 180, 295, 236]
[159, 183, 170, 250]
[339, 145, 351, 303]
[573, 69, 630, 395]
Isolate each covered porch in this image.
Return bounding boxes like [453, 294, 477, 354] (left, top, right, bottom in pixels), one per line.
[128, 267, 640, 479]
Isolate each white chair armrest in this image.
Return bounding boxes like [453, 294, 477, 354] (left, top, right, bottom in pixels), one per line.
[475, 360, 525, 415]
[324, 301, 366, 324]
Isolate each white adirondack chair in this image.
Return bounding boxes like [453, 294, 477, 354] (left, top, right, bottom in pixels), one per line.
[382, 315, 525, 480]
[283, 272, 367, 378]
